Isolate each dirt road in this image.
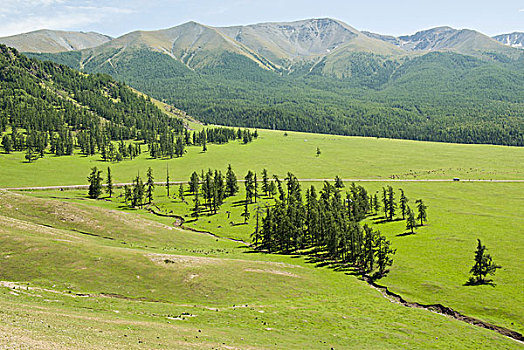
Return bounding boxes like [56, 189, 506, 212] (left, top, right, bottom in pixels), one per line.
[1, 178, 523, 191]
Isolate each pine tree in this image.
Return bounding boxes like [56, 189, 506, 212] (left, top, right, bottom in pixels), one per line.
[244, 170, 255, 203]
[387, 186, 396, 221]
[2, 135, 13, 153]
[132, 174, 145, 208]
[268, 181, 277, 198]
[362, 224, 376, 273]
[382, 187, 388, 219]
[25, 146, 38, 163]
[373, 193, 379, 213]
[124, 185, 132, 205]
[87, 167, 103, 199]
[204, 169, 215, 210]
[241, 200, 250, 223]
[212, 170, 225, 213]
[166, 166, 170, 198]
[189, 171, 200, 195]
[375, 233, 396, 276]
[146, 167, 154, 204]
[334, 176, 344, 189]
[225, 164, 239, 197]
[406, 206, 416, 233]
[254, 172, 258, 203]
[192, 190, 200, 217]
[416, 199, 427, 226]
[178, 183, 185, 201]
[399, 188, 408, 219]
[251, 205, 264, 246]
[261, 168, 270, 196]
[106, 166, 113, 198]
[469, 239, 501, 284]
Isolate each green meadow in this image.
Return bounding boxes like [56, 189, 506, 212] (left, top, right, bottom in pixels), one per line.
[1, 129, 523, 348]
[1, 128, 523, 189]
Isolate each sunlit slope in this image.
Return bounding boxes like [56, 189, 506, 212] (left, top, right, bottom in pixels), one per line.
[0, 29, 111, 53]
[0, 191, 519, 349]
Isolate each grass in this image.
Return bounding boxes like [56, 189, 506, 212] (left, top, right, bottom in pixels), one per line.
[0, 190, 520, 349]
[1, 128, 523, 189]
[17, 178, 524, 335]
[0, 130, 523, 348]
[362, 182, 524, 334]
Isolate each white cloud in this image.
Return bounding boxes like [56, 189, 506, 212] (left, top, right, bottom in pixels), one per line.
[0, 0, 66, 12]
[0, 13, 97, 36]
[0, 4, 133, 36]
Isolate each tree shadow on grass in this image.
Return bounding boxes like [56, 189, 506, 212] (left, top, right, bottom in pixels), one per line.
[304, 251, 362, 276]
[231, 200, 251, 208]
[396, 231, 416, 237]
[372, 217, 405, 225]
[464, 278, 496, 287]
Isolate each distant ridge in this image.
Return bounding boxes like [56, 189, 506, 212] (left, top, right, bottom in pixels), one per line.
[5, 19, 521, 63]
[0, 29, 112, 53]
[363, 26, 520, 58]
[493, 32, 524, 49]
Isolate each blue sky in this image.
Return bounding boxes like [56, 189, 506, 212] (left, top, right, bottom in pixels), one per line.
[0, 0, 522, 38]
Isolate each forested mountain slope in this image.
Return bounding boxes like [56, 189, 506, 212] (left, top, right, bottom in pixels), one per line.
[0, 45, 184, 155]
[26, 19, 524, 146]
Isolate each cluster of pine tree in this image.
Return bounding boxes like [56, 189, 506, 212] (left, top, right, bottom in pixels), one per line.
[187, 164, 240, 216]
[144, 127, 255, 159]
[376, 186, 428, 233]
[123, 168, 155, 208]
[253, 176, 395, 277]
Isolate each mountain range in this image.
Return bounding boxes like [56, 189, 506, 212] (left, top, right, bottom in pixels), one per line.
[1, 18, 523, 146]
[1, 19, 520, 60]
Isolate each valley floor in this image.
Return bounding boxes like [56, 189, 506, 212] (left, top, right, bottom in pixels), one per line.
[0, 130, 522, 349]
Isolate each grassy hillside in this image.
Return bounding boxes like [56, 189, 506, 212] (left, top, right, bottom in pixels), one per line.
[22, 180, 522, 335]
[0, 188, 521, 349]
[0, 44, 184, 144]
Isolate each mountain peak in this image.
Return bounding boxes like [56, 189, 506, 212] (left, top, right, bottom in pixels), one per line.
[0, 29, 112, 53]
